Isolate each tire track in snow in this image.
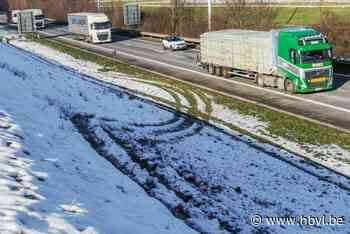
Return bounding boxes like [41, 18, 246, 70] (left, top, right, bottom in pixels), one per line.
[70, 114, 231, 234]
[71, 112, 350, 234]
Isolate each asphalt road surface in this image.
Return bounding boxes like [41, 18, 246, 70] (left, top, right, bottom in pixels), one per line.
[3, 20, 350, 132]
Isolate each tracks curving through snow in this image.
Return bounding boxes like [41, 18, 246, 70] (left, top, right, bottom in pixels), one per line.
[71, 112, 350, 234]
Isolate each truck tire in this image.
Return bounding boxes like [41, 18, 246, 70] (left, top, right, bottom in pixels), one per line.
[222, 68, 230, 78]
[256, 75, 265, 87]
[208, 64, 215, 75]
[215, 66, 222, 76]
[284, 78, 295, 93]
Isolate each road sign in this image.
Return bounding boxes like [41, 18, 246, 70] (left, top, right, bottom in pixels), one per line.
[18, 11, 35, 34]
[123, 3, 141, 26]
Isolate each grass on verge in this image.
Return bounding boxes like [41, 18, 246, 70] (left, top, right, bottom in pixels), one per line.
[28, 35, 350, 150]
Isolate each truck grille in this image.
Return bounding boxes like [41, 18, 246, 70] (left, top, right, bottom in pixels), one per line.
[304, 68, 330, 89]
[35, 22, 43, 28]
[97, 33, 109, 41]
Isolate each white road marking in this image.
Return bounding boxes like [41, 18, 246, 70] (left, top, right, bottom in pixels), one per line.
[335, 73, 350, 79]
[112, 48, 350, 114]
[39, 30, 350, 115]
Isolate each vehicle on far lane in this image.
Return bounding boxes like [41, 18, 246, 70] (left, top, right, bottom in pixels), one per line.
[6, 10, 20, 24]
[68, 12, 112, 44]
[7, 9, 46, 29]
[162, 36, 187, 51]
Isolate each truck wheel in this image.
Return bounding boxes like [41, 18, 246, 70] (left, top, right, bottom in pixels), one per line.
[208, 64, 215, 74]
[256, 75, 265, 87]
[215, 66, 222, 76]
[222, 68, 230, 78]
[284, 78, 295, 93]
[162, 44, 167, 50]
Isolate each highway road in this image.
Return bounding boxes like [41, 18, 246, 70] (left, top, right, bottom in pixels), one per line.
[2, 20, 350, 131]
[41, 25, 350, 131]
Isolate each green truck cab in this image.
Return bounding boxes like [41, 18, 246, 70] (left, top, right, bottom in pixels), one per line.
[200, 27, 333, 93]
[277, 27, 333, 93]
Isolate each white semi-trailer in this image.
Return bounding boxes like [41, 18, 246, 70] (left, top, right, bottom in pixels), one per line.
[68, 13, 112, 44]
[7, 9, 45, 29]
[200, 27, 333, 93]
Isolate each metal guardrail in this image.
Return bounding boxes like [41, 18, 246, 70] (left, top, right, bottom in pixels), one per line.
[139, 31, 200, 45]
[333, 57, 350, 65]
[333, 58, 350, 77]
[44, 18, 201, 45]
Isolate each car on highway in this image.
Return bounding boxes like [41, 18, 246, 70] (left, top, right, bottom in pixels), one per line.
[162, 36, 187, 51]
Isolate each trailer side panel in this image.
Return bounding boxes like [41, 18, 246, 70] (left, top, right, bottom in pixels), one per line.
[200, 30, 277, 75]
[68, 14, 89, 36]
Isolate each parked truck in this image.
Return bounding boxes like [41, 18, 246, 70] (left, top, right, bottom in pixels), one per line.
[200, 27, 333, 93]
[68, 13, 112, 44]
[7, 9, 45, 29]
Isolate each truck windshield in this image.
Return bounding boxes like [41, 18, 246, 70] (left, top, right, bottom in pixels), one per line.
[93, 21, 111, 30]
[35, 14, 45, 20]
[301, 49, 331, 63]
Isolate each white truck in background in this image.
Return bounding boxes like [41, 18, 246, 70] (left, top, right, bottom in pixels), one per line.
[7, 9, 45, 29]
[68, 13, 112, 44]
[6, 10, 20, 24]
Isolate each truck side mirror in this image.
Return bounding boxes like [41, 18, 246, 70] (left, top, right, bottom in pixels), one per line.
[289, 49, 297, 64]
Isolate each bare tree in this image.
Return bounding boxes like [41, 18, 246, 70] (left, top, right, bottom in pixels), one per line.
[316, 11, 350, 57]
[102, 1, 123, 27]
[170, 0, 185, 35]
[40, 0, 96, 21]
[7, 0, 27, 10]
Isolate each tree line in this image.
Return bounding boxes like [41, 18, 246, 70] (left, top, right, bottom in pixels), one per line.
[1, 0, 349, 56]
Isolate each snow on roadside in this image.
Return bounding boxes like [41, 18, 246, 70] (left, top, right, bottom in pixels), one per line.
[211, 104, 350, 176]
[0, 111, 34, 233]
[0, 42, 198, 234]
[192, 92, 207, 113]
[211, 104, 267, 132]
[103, 76, 175, 102]
[0, 25, 16, 39]
[1, 40, 350, 233]
[11, 40, 178, 104]
[11, 39, 350, 177]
